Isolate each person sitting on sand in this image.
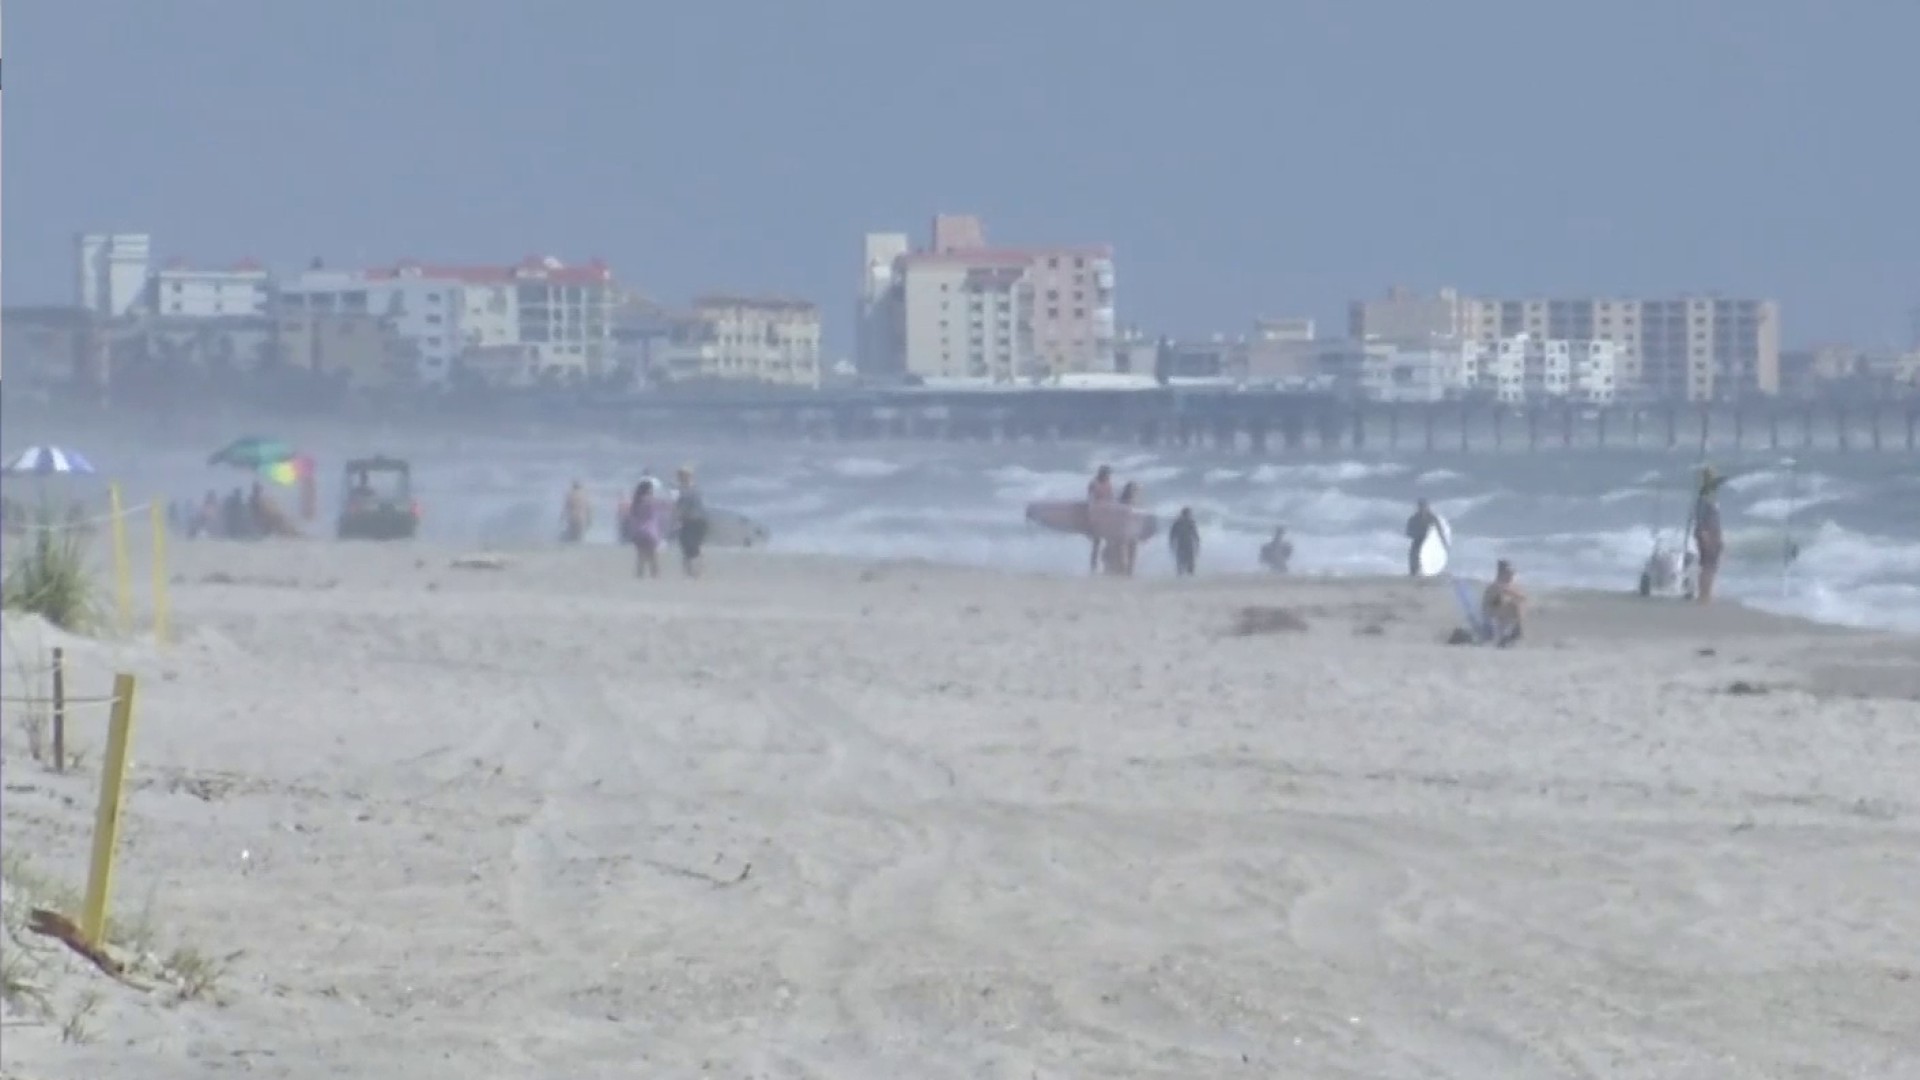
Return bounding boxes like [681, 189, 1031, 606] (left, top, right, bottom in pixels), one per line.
[1260, 526, 1294, 573]
[1639, 543, 1682, 597]
[561, 481, 593, 543]
[1481, 559, 1525, 647]
[1169, 507, 1200, 576]
[627, 480, 664, 578]
[1086, 464, 1115, 573]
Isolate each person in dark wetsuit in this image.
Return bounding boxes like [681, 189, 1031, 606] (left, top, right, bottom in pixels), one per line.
[1169, 507, 1200, 576]
[1405, 498, 1439, 576]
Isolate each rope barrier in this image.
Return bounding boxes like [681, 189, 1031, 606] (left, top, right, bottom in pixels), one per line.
[0, 693, 128, 707]
[1, 502, 157, 533]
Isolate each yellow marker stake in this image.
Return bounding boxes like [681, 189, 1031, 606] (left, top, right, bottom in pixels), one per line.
[108, 483, 133, 635]
[81, 673, 138, 946]
[149, 501, 170, 645]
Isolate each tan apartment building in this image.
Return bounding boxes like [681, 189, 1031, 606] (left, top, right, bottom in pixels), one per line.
[1351, 287, 1780, 401]
[655, 295, 822, 387]
[1348, 287, 1478, 343]
[861, 215, 1116, 382]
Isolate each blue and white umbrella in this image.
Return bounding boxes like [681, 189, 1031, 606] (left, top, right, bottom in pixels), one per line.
[2, 446, 98, 476]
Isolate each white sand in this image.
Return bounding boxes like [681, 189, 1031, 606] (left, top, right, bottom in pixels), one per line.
[3, 542, 1918, 1079]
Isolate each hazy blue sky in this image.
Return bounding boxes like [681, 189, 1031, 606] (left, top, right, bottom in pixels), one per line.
[7, 1, 1916, 349]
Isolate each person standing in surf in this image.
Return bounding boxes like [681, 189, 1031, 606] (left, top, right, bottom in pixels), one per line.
[1086, 464, 1115, 573]
[1692, 467, 1726, 603]
[1405, 499, 1440, 577]
[560, 480, 593, 543]
[1169, 507, 1200, 576]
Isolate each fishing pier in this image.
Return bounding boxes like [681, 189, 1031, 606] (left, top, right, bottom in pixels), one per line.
[592, 389, 1920, 454]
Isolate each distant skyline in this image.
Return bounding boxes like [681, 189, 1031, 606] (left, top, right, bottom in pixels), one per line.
[5, 1, 1916, 350]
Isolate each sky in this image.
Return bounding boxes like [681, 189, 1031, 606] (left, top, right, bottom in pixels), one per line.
[5, 0, 1917, 351]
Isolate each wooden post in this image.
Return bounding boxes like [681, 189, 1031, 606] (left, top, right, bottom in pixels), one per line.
[51, 647, 67, 773]
[80, 674, 138, 946]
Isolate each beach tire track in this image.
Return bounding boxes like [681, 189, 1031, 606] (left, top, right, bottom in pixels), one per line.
[759, 683, 971, 1062]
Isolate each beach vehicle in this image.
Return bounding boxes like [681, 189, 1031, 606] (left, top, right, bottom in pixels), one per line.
[336, 456, 421, 541]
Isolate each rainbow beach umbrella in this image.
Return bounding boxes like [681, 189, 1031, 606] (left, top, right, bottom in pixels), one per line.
[259, 454, 315, 487]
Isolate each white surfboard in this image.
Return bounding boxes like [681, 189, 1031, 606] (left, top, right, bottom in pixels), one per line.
[1417, 514, 1452, 577]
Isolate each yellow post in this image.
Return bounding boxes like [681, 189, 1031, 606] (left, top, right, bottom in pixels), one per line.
[108, 483, 133, 635]
[149, 501, 170, 645]
[80, 673, 138, 946]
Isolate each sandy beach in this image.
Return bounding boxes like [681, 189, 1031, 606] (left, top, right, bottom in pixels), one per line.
[3, 541, 1918, 1079]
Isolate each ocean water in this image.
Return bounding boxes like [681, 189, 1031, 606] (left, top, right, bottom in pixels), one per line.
[7, 422, 1918, 633]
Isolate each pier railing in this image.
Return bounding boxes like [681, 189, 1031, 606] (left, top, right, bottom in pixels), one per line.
[584, 389, 1920, 453]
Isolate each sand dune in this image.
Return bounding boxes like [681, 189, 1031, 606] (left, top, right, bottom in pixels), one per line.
[3, 543, 1917, 1079]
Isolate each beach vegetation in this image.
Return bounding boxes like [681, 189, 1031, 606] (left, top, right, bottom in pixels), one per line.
[2, 504, 102, 632]
[1, 851, 232, 1026]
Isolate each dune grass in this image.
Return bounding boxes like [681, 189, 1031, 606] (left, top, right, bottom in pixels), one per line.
[1, 504, 102, 633]
[1, 851, 234, 1027]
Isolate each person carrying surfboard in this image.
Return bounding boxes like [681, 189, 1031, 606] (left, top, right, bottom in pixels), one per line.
[1692, 467, 1726, 603]
[1086, 464, 1115, 573]
[1405, 499, 1441, 577]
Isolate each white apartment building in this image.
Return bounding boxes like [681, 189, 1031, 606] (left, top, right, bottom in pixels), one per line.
[860, 216, 1117, 383]
[1353, 288, 1776, 401]
[278, 256, 614, 384]
[149, 258, 273, 318]
[656, 296, 823, 387]
[1460, 334, 1617, 404]
[75, 232, 152, 318]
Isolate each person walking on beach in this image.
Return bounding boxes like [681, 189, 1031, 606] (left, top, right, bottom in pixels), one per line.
[1405, 498, 1439, 576]
[560, 481, 593, 543]
[1693, 467, 1726, 603]
[1169, 507, 1200, 576]
[1086, 464, 1115, 573]
[673, 466, 709, 578]
[627, 480, 664, 578]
